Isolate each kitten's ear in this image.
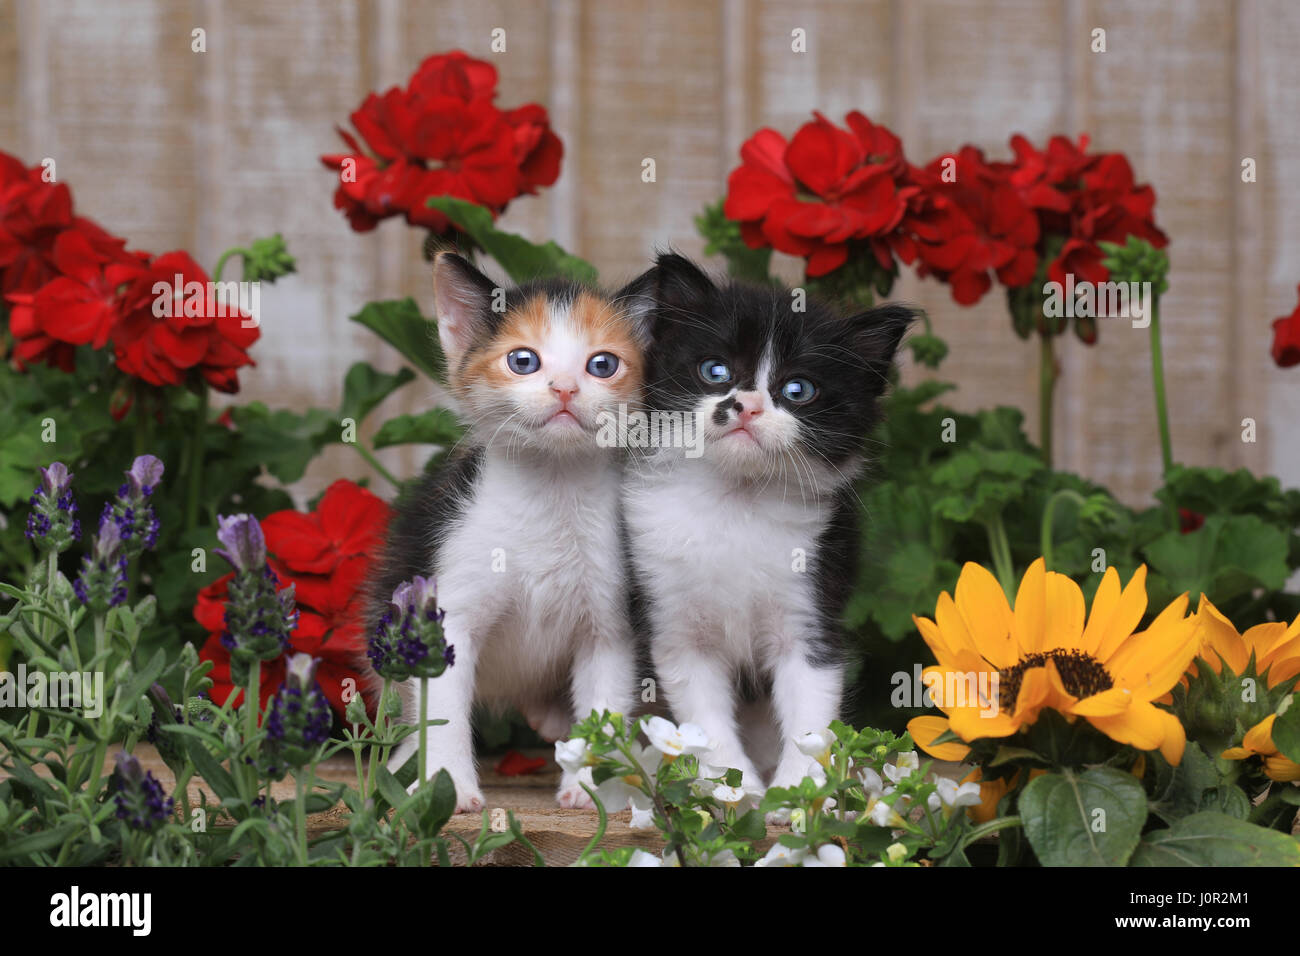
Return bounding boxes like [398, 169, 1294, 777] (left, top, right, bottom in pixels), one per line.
[612, 266, 658, 347]
[432, 252, 498, 370]
[654, 252, 717, 318]
[849, 303, 917, 386]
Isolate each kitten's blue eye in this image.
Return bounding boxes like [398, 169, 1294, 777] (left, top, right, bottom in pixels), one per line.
[699, 359, 732, 385]
[587, 352, 619, 378]
[781, 378, 816, 404]
[507, 348, 540, 375]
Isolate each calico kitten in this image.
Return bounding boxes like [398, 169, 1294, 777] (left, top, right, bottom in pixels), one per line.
[622, 253, 913, 791]
[377, 252, 650, 811]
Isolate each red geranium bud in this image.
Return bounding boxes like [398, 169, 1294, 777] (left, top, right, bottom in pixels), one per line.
[1271, 284, 1300, 368]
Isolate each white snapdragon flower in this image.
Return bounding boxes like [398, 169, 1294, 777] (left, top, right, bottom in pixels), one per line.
[643, 716, 712, 758]
[554, 738, 590, 775]
[755, 843, 809, 867]
[802, 843, 847, 867]
[795, 729, 833, 765]
[927, 777, 983, 814]
[627, 849, 661, 867]
[628, 802, 656, 830]
[711, 783, 747, 807]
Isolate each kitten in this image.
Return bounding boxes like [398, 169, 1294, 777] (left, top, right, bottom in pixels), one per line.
[377, 252, 650, 812]
[622, 253, 913, 791]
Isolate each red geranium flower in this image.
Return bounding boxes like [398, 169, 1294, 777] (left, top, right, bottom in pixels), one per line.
[906, 147, 1040, 305]
[1272, 284, 1300, 368]
[197, 480, 392, 717]
[724, 111, 916, 277]
[112, 250, 259, 392]
[321, 50, 563, 234]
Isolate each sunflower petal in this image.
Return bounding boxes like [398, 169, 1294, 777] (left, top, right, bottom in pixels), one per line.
[1092, 565, 1150, 663]
[1012, 558, 1048, 655]
[1070, 687, 1133, 717]
[907, 715, 971, 760]
[1044, 571, 1086, 652]
[955, 561, 1016, 668]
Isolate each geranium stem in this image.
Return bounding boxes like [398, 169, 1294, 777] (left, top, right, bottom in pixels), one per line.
[184, 387, 208, 532]
[1038, 333, 1056, 468]
[1040, 489, 1087, 571]
[351, 441, 399, 488]
[1148, 298, 1173, 475]
[985, 516, 1016, 600]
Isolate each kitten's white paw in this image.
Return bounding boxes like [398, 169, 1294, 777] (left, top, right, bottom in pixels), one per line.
[455, 789, 486, 814]
[553, 770, 595, 806]
[765, 807, 793, 827]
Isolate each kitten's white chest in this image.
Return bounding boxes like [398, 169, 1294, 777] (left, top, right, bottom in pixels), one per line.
[437, 452, 625, 696]
[625, 461, 830, 659]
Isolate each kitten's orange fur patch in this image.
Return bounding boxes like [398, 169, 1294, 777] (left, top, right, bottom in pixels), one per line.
[455, 291, 644, 398]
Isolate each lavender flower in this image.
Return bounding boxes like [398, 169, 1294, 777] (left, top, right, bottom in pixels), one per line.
[110, 752, 175, 833]
[215, 513, 296, 685]
[72, 521, 129, 612]
[25, 462, 81, 554]
[368, 575, 452, 682]
[260, 653, 333, 779]
[145, 684, 187, 778]
[99, 454, 163, 559]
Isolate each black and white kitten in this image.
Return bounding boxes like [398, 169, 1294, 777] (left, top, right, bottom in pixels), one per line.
[377, 252, 650, 811]
[622, 253, 913, 791]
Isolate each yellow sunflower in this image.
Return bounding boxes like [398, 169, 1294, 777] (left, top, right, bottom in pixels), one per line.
[908, 557, 1199, 765]
[1221, 714, 1300, 782]
[1194, 595, 1300, 689]
[1193, 597, 1300, 780]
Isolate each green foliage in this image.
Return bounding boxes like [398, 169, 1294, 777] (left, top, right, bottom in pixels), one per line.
[427, 196, 598, 285]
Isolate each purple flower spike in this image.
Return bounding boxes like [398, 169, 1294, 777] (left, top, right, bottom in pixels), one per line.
[126, 454, 165, 497]
[389, 575, 439, 618]
[370, 575, 450, 682]
[40, 462, 74, 496]
[284, 652, 321, 692]
[215, 513, 267, 573]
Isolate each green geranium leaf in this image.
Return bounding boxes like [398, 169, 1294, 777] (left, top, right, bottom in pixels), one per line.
[428, 196, 598, 285]
[229, 402, 336, 483]
[372, 408, 466, 450]
[1130, 812, 1300, 866]
[339, 361, 415, 426]
[1020, 767, 1147, 866]
[1144, 514, 1289, 607]
[351, 298, 447, 383]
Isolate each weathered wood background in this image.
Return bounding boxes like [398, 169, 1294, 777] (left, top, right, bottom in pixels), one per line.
[2, 0, 1296, 505]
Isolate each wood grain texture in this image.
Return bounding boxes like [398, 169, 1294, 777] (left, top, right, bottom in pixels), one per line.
[1, 0, 1296, 506]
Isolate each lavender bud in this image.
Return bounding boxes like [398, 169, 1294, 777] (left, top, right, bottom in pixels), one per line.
[25, 462, 81, 554]
[99, 455, 163, 559]
[72, 521, 128, 612]
[367, 575, 452, 682]
[215, 513, 296, 683]
[110, 751, 175, 833]
[260, 653, 332, 779]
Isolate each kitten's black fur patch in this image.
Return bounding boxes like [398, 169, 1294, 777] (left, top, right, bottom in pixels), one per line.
[367, 447, 484, 633]
[636, 252, 914, 669]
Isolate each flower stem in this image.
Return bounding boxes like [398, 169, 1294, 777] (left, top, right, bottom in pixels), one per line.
[985, 515, 1016, 601]
[295, 771, 309, 866]
[1038, 332, 1057, 469]
[351, 441, 399, 488]
[1147, 297, 1173, 475]
[1040, 489, 1087, 571]
[417, 678, 428, 790]
[244, 663, 261, 776]
[212, 247, 250, 284]
[184, 387, 209, 533]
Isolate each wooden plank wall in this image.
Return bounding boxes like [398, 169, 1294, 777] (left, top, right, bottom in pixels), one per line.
[2, 0, 1296, 506]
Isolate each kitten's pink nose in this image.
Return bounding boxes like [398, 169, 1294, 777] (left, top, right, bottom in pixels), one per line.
[735, 391, 764, 423]
[550, 380, 578, 404]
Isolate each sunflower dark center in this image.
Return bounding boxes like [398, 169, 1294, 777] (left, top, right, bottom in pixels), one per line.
[997, 649, 1112, 710]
